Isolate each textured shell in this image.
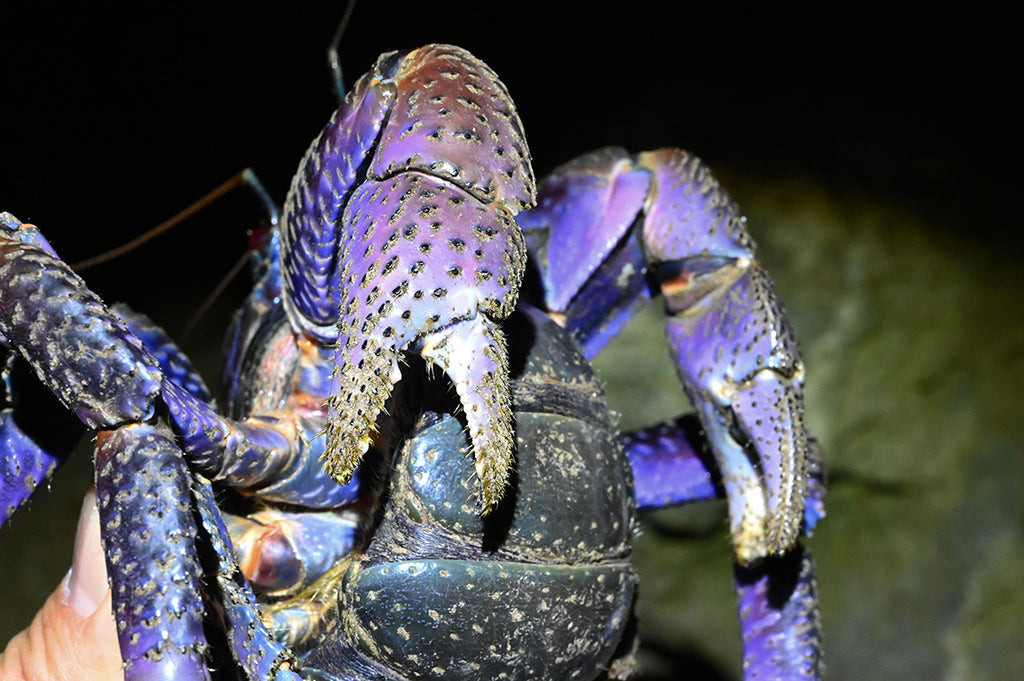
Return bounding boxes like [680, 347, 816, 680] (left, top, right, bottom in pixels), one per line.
[369, 44, 535, 214]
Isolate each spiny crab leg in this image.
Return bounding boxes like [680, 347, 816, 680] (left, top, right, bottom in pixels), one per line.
[621, 418, 825, 677]
[0, 214, 333, 678]
[0, 213, 356, 516]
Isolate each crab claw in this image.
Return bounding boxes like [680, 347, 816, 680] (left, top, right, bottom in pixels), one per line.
[322, 172, 526, 514]
[668, 274, 809, 564]
[417, 313, 516, 512]
[640, 149, 809, 563]
[279, 45, 534, 513]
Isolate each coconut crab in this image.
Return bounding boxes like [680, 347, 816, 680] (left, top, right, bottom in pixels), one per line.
[1, 40, 823, 680]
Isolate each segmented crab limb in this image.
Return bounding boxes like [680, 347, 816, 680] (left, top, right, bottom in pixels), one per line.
[622, 417, 826, 534]
[0, 214, 162, 429]
[624, 416, 824, 679]
[0, 213, 355, 512]
[132, 309, 359, 508]
[94, 422, 210, 680]
[125, 305, 355, 508]
[0, 213, 160, 525]
[735, 546, 823, 680]
[519, 147, 654, 356]
[191, 476, 303, 681]
[115, 304, 213, 402]
[640, 149, 808, 562]
[163, 379, 361, 509]
[680, 277, 807, 558]
[619, 416, 718, 509]
[2, 351, 84, 524]
[661, 260, 807, 562]
[520, 149, 812, 563]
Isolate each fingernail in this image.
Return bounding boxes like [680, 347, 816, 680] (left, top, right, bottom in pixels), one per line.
[62, 488, 108, 616]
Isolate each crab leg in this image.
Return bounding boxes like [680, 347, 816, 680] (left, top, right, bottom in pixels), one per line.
[620, 416, 718, 509]
[621, 416, 825, 679]
[0, 214, 163, 430]
[648, 148, 807, 562]
[520, 147, 812, 563]
[0, 215, 371, 676]
[0, 213, 163, 527]
[736, 547, 823, 679]
[224, 507, 360, 598]
[102, 422, 306, 680]
[0, 231, 310, 677]
[116, 303, 214, 402]
[2, 350, 84, 523]
[0, 213, 363, 511]
[190, 475, 305, 681]
[94, 422, 210, 680]
[622, 417, 826, 533]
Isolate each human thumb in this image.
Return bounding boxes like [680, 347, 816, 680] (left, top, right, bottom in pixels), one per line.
[0, 489, 122, 680]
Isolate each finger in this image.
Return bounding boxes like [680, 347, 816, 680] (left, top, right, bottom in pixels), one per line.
[0, 490, 122, 681]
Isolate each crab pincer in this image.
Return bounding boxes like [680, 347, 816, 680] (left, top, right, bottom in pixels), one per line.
[279, 45, 533, 513]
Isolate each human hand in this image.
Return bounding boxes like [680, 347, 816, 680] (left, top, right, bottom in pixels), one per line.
[0, 490, 122, 681]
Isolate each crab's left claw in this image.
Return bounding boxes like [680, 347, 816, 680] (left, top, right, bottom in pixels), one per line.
[323, 170, 527, 514]
[520, 148, 813, 563]
[638, 150, 809, 563]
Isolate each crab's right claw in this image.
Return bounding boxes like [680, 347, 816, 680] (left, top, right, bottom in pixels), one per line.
[280, 46, 533, 514]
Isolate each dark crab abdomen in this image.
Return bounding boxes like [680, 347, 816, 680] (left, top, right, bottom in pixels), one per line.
[307, 305, 638, 680]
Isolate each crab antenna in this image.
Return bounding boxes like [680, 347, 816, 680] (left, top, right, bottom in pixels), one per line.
[72, 169, 279, 272]
[327, 0, 360, 102]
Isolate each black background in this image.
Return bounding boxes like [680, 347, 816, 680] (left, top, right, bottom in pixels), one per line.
[2, 2, 1012, 331]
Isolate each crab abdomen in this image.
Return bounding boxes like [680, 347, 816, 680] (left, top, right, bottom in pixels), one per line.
[305, 305, 637, 680]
